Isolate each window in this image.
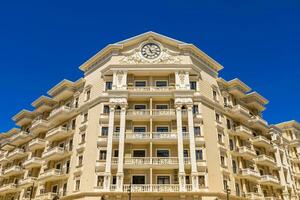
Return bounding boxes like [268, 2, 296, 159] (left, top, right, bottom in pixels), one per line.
[115, 126, 120, 132]
[157, 149, 169, 157]
[85, 90, 91, 101]
[199, 176, 205, 187]
[112, 176, 117, 185]
[71, 119, 76, 130]
[229, 139, 234, 151]
[63, 183, 67, 196]
[103, 105, 110, 114]
[75, 97, 79, 108]
[134, 104, 146, 110]
[190, 81, 197, 90]
[218, 133, 223, 144]
[157, 176, 170, 184]
[75, 179, 80, 191]
[97, 176, 104, 187]
[133, 150, 146, 157]
[235, 183, 240, 196]
[132, 176, 145, 184]
[182, 126, 187, 133]
[156, 126, 168, 132]
[223, 179, 228, 190]
[220, 156, 226, 166]
[66, 160, 70, 174]
[135, 81, 146, 87]
[155, 80, 168, 87]
[78, 155, 83, 166]
[156, 104, 168, 109]
[183, 149, 189, 157]
[82, 112, 88, 123]
[213, 90, 218, 101]
[185, 176, 190, 184]
[80, 133, 85, 144]
[101, 127, 108, 136]
[133, 127, 146, 133]
[196, 149, 203, 160]
[193, 105, 199, 114]
[224, 97, 228, 106]
[215, 113, 221, 123]
[105, 82, 112, 90]
[226, 119, 231, 129]
[194, 127, 201, 136]
[113, 150, 119, 157]
[52, 185, 58, 193]
[99, 150, 107, 160]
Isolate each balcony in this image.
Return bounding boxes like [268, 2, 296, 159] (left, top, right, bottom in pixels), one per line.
[0, 153, 8, 164]
[152, 132, 177, 143]
[123, 184, 179, 192]
[235, 168, 260, 181]
[248, 115, 268, 131]
[233, 126, 253, 139]
[95, 158, 118, 171]
[232, 146, 256, 159]
[3, 165, 24, 177]
[255, 155, 277, 167]
[244, 192, 262, 199]
[48, 106, 75, 124]
[126, 109, 151, 120]
[42, 147, 71, 161]
[39, 168, 69, 183]
[45, 126, 74, 141]
[6, 148, 27, 160]
[18, 177, 37, 188]
[10, 131, 31, 146]
[28, 138, 46, 151]
[0, 183, 20, 194]
[152, 109, 176, 120]
[125, 132, 151, 142]
[36, 192, 60, 200]
[260, 175, 280, 187]
[252, 135, 272, 148]
[226, 105, 251, 121]
[23, 157, 43, 169]
[124, 157, 178, 169]
[127, 86, 175, 97]
[30, 119, 49, 135]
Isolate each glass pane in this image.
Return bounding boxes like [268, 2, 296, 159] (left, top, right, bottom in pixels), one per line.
[157, 150, 169, 157]
[132, 176, 145, 184]
[157, 176, 170, 184]
[156, 127, 168, 132]
[156, 105, 168, 109]
[155, 81, 167, 87]
[134, 105, 146, 110]
[135, 81, 146, 87]
[133, 127, 146, 132]
[133, 150, 146, 157]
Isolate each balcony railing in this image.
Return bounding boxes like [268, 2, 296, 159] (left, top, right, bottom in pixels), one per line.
[49, 106, 72, 118]
[126, 132, 151, 139]
[152, 132, 177, 139]
[127, 86, 175, 92]
[152, 109, 176, 116]
[124, 157, 179, 166]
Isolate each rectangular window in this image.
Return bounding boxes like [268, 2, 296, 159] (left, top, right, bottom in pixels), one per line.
[75, 179, 80, 191]
[215, 113, 221, 123]
[183, 149, 189, 157]
[194, 127, 201, 136]
[218, 133, 223, 144]
[86, 90, 91, 101]
[196, 149, 203, 160]
[190, 81, 197, 90]
[101, 127, 108, 136]
[182, 126, 187, 133]
[82, 112, 88, 123]
[134, 104, 146, 110]
[75, 97, 79, 108]
[112, 176, 117, 185]
[199, 176, 205, 187]
[193, 105, 199, 114]
[133, 127, 146, 133]
[105, 82, 112, 90]
[78, 155, 83, 166]
[115, 126, 120, 132]
[156, 104, 168, 109]
[132, 176, 146, 184]
[157, 176, 170, 184]
[226, 119, 231, 129]
[223, 179, 228, 190]
[80, 133, 85, 144]
[156, 126, 169, 132]
[71, 119, 76, 130]
[113, 150, 119, 157]
[220, 156, 225, 166]
[155, 80, 168, 87]
[135, 81, 146, 87]
[99, 150, 107, 160]
[157, 149, 170, 157]
[103, 105, 110, 114]
[133, 150, 146, 157]
[213, 90, 218, 101]
[97, 176, 104, 187]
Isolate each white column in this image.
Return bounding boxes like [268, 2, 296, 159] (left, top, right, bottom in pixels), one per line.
[103, 105, 115, 191]
[187, 105, 198, 191]
[116, 105, 126, 191]
[176, 105, 186, 191]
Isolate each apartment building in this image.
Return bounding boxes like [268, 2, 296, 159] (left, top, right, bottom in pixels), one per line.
[0, 31, 299, 200]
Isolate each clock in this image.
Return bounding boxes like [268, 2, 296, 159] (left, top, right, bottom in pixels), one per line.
[141, 43, 161, 59]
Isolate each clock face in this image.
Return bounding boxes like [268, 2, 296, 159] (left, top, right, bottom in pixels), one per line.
[141, 43, 161, 59]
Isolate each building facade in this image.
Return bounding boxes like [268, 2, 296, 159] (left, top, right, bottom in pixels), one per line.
[0, 32, 299, 200]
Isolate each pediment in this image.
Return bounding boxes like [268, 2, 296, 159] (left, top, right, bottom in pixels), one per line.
[79, 31, 223, 74]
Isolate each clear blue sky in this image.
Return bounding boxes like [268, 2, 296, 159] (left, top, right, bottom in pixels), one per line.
[0, 0, 299, 132]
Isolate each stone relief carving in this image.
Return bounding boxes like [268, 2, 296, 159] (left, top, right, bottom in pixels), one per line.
[174, 98, 193, 106]
[116, 71, 124, 86]
[119, 45, 182, 64]
[109, 98, 128, 106]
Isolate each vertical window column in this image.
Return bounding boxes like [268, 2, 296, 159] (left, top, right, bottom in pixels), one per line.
[187, 104, 199, 191]
[176, 104, 186, 191]
[116, 105, 127, 191]
[103, 105, 115, 191]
